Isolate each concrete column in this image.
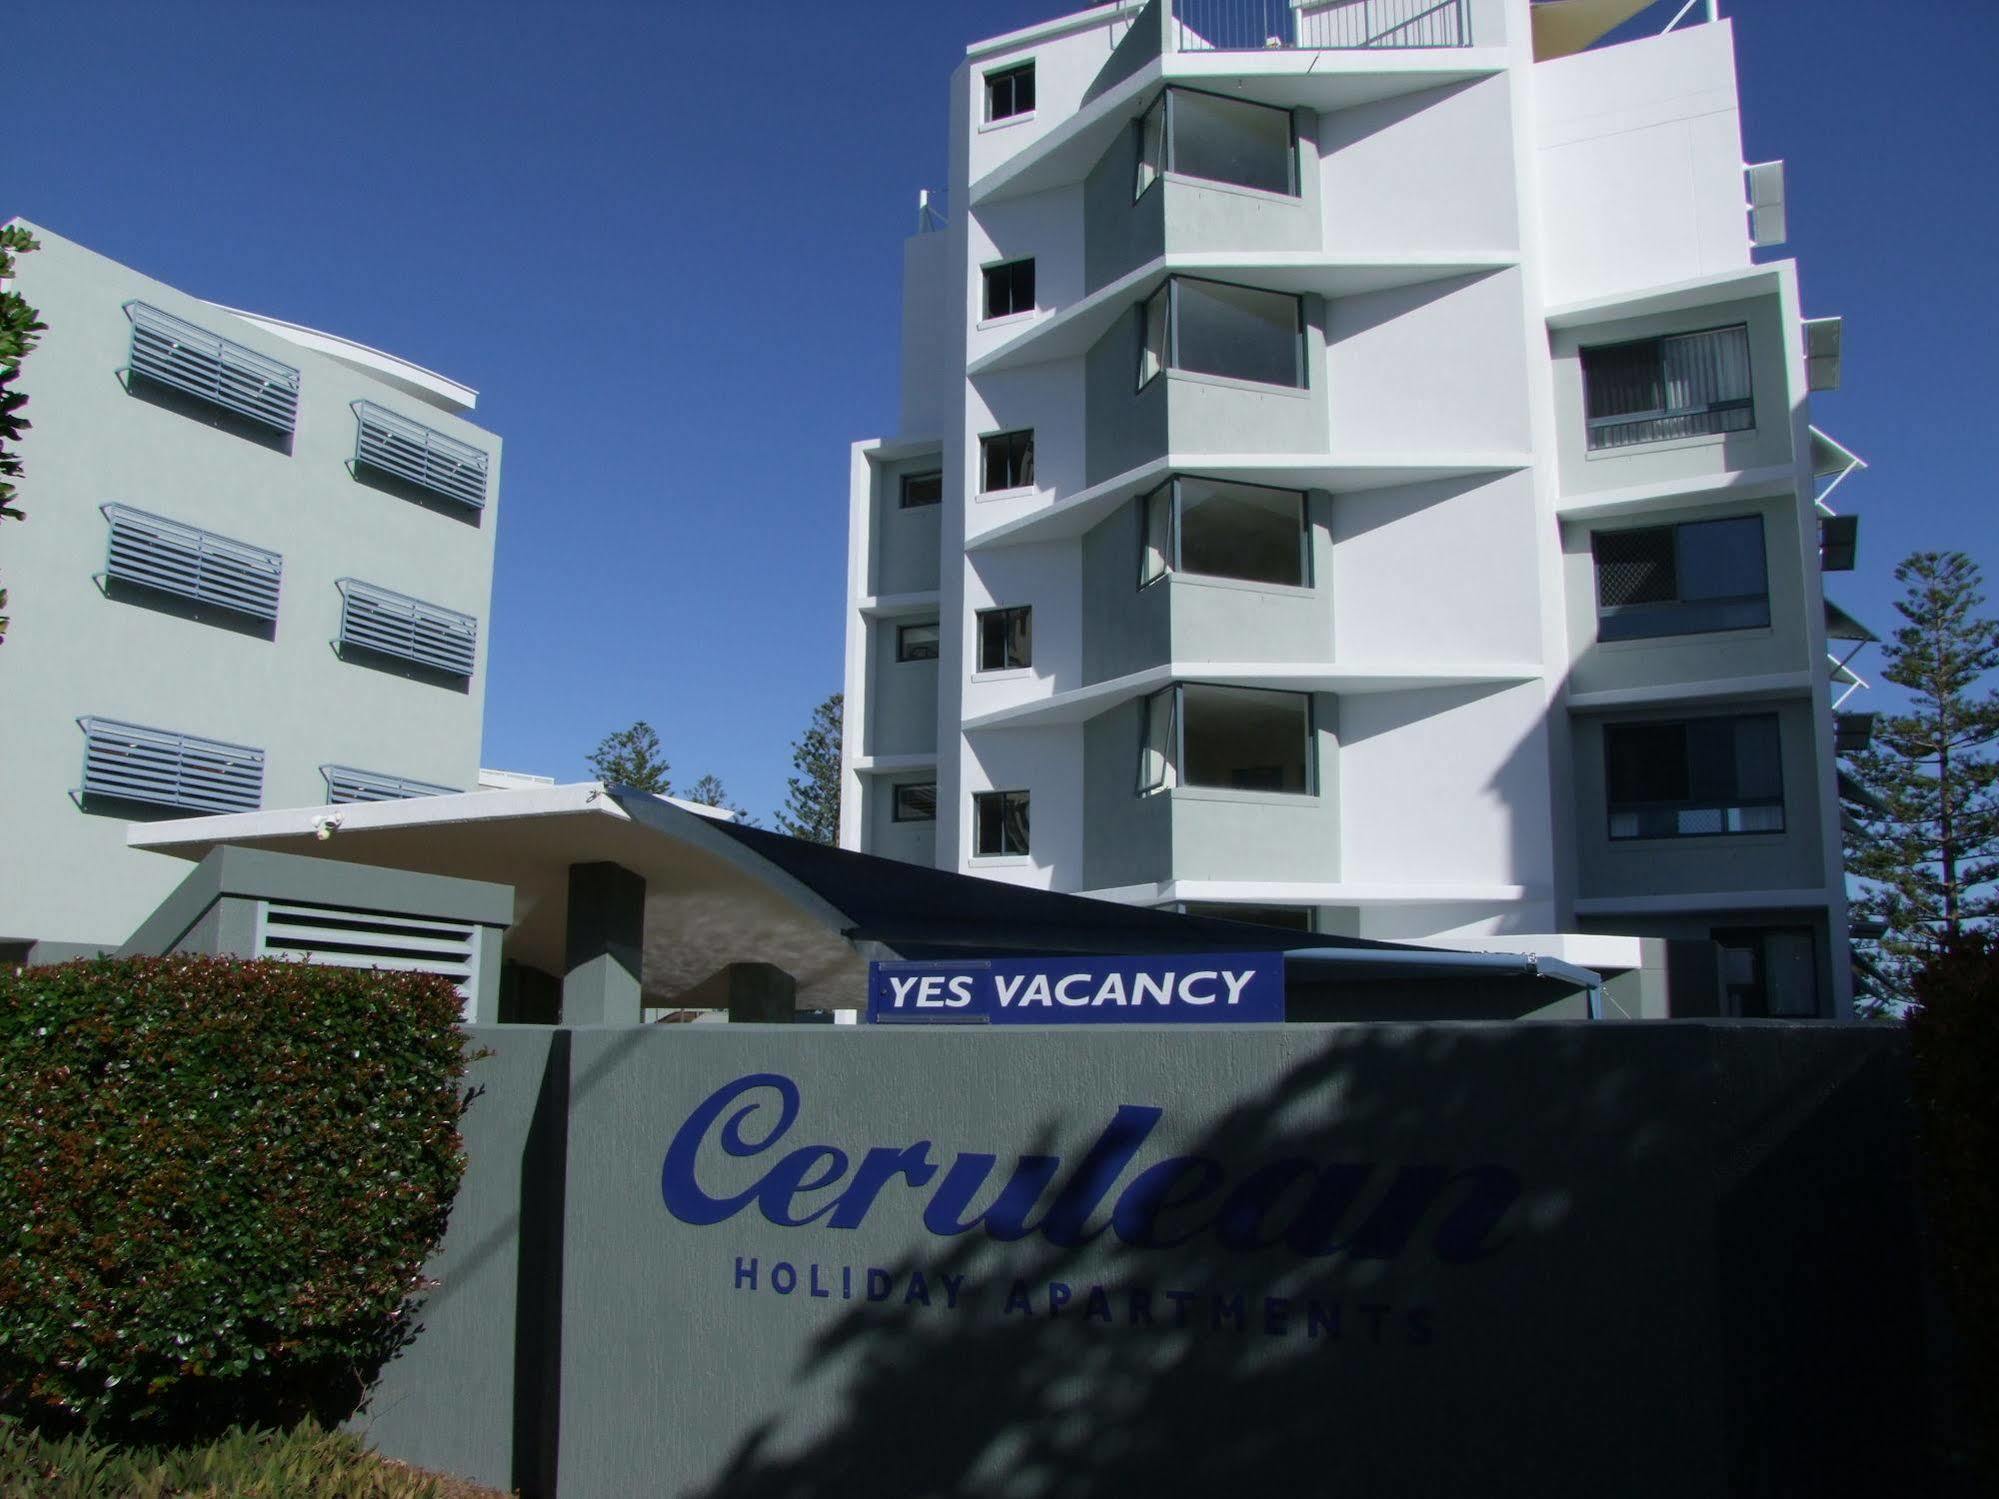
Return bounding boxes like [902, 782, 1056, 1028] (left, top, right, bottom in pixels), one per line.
[561, 862, 645, 1026]
[722, 962, 797, 1023]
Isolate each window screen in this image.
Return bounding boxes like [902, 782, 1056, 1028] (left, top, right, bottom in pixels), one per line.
[1594, 516, 1769, 640]
[977, 606, 1032, 671]
[980, 430, 1035, 492]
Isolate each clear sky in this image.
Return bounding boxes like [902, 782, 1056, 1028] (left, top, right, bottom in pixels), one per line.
[11, 0, 1997, 818]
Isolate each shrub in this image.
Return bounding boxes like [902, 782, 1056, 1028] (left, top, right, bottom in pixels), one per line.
[1909, 937, 1999, 1473]
[0, 957, 471, 1441]
[0, 1414, 504, 1497]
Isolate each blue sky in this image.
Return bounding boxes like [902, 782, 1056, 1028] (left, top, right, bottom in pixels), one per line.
[12, 0, 1997, 818]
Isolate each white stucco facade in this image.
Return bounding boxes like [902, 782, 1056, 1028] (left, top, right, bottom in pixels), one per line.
[841, 0, 1860, 1017]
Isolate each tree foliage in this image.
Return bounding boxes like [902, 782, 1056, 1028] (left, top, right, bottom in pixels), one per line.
[587, 720, 671, 794]
[682, 773, 750, 823]
[0, 224, 48, 644]
[0, 958, 470, 1441]
[1843, 551, 1999, 1006]
[775, 693, 842, 845]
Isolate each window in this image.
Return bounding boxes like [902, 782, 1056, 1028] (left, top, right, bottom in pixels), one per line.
[78, 716, 264, 815]
[980, 430, 1035, 493]
[1140, 477, 1309, 588]
[892, 782, 937, 822]
[982, 259, 1036, 320]
[974, 790, 1031, 856]
[322, 766, 461, 803]
[101, 503, 282, 623]
[123, 300, 300, 435]
[976, 606, 1032, 671]
[1604, 714, 1783, 840]
[1593, 515, 1769, 640]
[896, 621, 940, 661]
[336, 578, 478, 678]
[353, 401, 491, 510]
[1582, 324, 1753, 451]
[984, 62, 1035, 122]
[1138, 277, 1305, 390]
[1139, 684, 1315, 794]
[1714, 927, 1819, 1018]
[900, 471, 943, 508]
[1133, 88, 1297, 200]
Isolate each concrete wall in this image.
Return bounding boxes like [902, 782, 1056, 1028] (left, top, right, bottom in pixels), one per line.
[865, 618, 939, 758]
[1570, 696, 1827, 900]
[1319, 76, 1519, 257]
[0, 224, 499, 947]
[1561, 491, 1815, 699]
[362, 1018, 1925, 1499]
[870, 455, 944, 598]
[1082, 706, 1172, 890]
[1535, 22, 1752, 307]
[863, 776, 938, 866]
[1080, 500, 1169, 686]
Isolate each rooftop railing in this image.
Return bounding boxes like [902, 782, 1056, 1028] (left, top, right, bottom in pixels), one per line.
[1172, 0, 1471, 52]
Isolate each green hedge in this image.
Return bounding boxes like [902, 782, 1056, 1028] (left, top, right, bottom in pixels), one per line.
[1910, 937, 1999, 1474]
[0, 957, 471, 1441]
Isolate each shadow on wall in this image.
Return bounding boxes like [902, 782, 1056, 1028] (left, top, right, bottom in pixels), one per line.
[673, 1025, 1923, 1499]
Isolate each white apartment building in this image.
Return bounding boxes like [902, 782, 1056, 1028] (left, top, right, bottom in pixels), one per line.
[840, 0, 1869, 1018]
[0, 222, 502, 956]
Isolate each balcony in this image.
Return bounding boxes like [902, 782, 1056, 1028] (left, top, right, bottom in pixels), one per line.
[1172, 0, 1471, 51]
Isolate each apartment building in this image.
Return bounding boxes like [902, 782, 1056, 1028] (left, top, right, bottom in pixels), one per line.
[840, 0, 1868, 1017]
[0, 222, 502, 954]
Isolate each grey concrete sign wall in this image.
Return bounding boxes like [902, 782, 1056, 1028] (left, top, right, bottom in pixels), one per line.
[363, 1022, 1923, 1498]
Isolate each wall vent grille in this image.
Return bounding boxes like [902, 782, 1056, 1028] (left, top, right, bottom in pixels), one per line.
[102, 503, 282, 621]
[353, 400, 489, 509]
[123, 301, 300, 433]
[256, 900, 479, 1004]
[336, 578, 477, 678]
[322, 765, 461, 803]
[78, 716, 264, 814]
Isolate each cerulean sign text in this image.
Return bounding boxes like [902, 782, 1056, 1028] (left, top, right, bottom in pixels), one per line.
[867, 952, 1285, 1025]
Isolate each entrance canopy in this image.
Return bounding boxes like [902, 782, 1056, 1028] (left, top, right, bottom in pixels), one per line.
[128, 783, 1592, 1014]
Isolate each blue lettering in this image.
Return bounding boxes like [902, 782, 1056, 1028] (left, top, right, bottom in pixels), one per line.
[734, 1256, 757, 1291]
[771, 1262, 796, 1295]
[1212, 1292, 1245, 1331]
[661, 1073, 799, 1226]
[1003, 1279, 1032, 1316]
[1128, 1288, 1154, 1326]
[1263, 1296, 1290, 1336]
[1038, 1105, 1161, 1248]
[866, 1267, 893, 1302]
[903, 1271, 930, 1307]
[1111, 1156, 1225, 1249]
[756, 1144, 849, 1228]
[1084, 1286, 1112, 1323]
[921, 1153, 1059, 1240]
[809, 1263, 830, 1299]
[1046, 1281, 1072, 1317]
[938, 1273, 965, 1310]
[1306, 1300, 1341, 1340]
[826, 1144, 937, 1230]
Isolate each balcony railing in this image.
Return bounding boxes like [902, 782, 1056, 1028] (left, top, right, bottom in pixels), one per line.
[1173, 0, 1471, 52]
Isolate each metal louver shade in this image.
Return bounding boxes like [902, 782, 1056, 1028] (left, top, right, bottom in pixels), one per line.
[337, 578, 478, 678]
[102, 503, 282, 622]
[79, 717, 264, 814]
[353, 400, 489, 509]
[322, 765, 462, 803]
[257, 900, 480, 1004]
[123, 301, 300, 434]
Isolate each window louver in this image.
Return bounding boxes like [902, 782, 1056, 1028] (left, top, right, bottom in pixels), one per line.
[123, 301, 300, 434]
[257, 900, 481, 1005]
[353, 401, 490, 509]
[78, 717, 264, 814]
[322, 765, 461, 803]
[336, 579, 477, 678]
[102, 503, 282, 622]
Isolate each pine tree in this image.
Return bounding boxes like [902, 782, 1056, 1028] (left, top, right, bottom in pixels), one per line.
[683, 773, 751, 823]
[1843, 551, 1999, 1006]
[775, 693, 842, 845]
[587, 720, 671, 794]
